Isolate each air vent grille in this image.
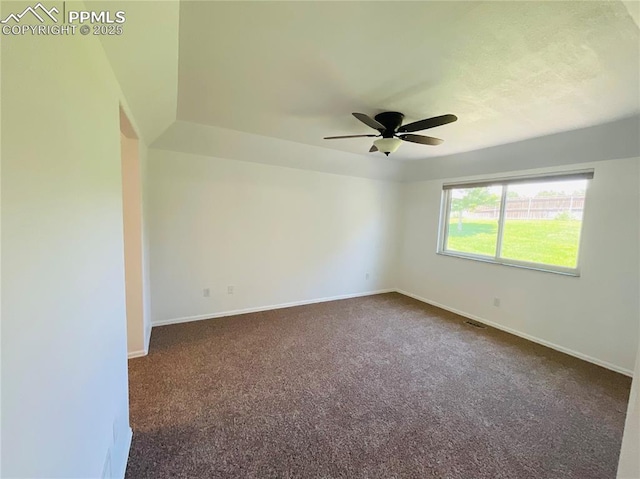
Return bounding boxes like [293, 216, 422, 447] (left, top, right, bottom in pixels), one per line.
[464, 320, 486, 329]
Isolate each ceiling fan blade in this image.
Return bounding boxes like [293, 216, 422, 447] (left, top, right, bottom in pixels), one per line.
[369, 145, 378, 152]
[324, 134, 379, 139]
[397, 114, 458, 133]
[352, 112, 386, 131]
[399, 134, 444, 146]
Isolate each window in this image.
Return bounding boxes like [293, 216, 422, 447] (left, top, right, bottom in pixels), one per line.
[438, 171, 593, 275]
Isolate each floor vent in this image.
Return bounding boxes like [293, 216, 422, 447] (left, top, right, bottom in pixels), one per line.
[464, 320, 486, 329]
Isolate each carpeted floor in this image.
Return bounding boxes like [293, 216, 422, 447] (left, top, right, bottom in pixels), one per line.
[125, 293, 631, 479]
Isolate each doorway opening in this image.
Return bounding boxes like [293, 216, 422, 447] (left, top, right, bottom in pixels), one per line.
[120, 107, 149, 357]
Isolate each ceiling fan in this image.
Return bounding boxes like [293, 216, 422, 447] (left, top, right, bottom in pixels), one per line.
[324, 112, 458, 156]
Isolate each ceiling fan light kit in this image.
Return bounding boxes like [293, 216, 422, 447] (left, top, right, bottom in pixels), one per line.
[323, 111, 458, 156]
[373, 137, 402, 155]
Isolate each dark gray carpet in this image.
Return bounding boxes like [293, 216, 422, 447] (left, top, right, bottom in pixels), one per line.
[125, 293, 631, 478]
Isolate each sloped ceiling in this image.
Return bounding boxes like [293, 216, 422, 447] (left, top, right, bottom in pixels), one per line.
[152, 121, 402, 181]
[101, 1, 639, 164]
[176, 1, 639, 161]
[96, 0, 180, 144]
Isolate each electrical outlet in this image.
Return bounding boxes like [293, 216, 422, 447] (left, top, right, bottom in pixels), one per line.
[365, 272, 370, 280]
[493, 297, 501, 307]
[227, 285, 234, 295]
[203, 288, 210, 297]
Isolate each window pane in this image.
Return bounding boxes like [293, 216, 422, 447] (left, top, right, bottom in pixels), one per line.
[500, 180, 587, 268]
[445, 186, 502, 257]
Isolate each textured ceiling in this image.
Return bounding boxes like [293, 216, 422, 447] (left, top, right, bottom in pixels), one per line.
[177, 1, 639, 161]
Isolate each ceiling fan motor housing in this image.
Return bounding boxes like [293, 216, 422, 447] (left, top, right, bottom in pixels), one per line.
[322, 111, 456, 154]
[374, 112, 404, 137]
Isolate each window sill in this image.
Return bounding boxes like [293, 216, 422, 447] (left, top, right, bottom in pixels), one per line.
[436, 251, 580, 277]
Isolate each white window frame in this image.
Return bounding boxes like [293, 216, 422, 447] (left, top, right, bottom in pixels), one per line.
[436, 170, 594, 276]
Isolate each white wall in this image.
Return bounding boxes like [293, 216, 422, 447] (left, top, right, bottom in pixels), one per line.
[618, 351, 640, 477]
[1, 2, 134, 477]
[120, 110, 153, 355]
[140, 142, 153, 350]
[398, 157, 640, 373]
[121, 133, 146, 356]
[616, 156, 640, 478]
[148, 149, 399, 325]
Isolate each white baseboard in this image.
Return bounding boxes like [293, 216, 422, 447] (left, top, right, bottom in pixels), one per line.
[113, 427, 133, 479]
[127, 327, 152, 359]
[396, 289, 633, 377]
[148, 286, 632, 376]
[127, 349, 147, 359]
[152, 289, 395, 328]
